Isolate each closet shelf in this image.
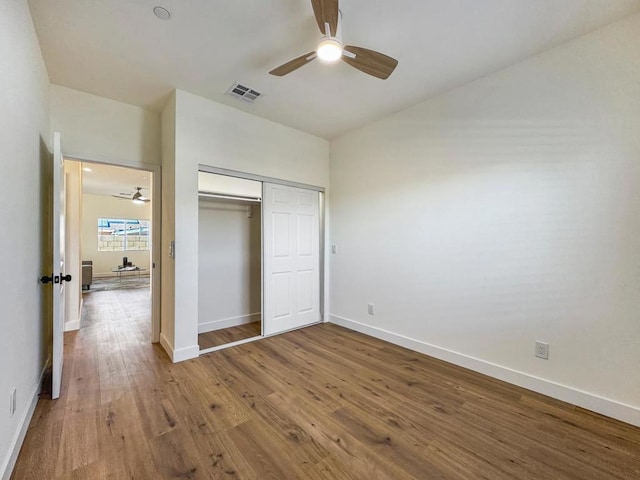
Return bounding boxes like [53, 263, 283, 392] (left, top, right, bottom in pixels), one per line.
[198, 192, 261, 202]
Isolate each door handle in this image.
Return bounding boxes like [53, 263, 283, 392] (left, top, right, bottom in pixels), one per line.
[40, 274, 59, 284]
[60, 274, 72, 283]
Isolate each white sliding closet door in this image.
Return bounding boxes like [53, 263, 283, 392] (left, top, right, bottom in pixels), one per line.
[263, 183, 320, 336]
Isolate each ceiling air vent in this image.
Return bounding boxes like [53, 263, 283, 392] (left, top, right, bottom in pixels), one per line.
[226, 83, 262, 103]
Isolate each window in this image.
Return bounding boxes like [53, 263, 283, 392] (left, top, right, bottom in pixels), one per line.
[98, 218, 150, 251]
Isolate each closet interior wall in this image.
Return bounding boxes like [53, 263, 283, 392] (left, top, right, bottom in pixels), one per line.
[198, 196, 261, 335]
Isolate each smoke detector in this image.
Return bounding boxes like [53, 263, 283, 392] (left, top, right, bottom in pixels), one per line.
[153, 6, 170, 20]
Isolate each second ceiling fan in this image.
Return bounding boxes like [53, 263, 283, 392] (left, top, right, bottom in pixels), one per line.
[269, 0, 398, 80]
[113, 187, 150, 204]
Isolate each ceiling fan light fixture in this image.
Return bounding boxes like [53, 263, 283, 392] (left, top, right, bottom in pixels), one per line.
[316, 38, 342, 63]
[131, 188, 147, 204]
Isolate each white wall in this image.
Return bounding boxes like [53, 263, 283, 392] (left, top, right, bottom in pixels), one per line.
[81, 194, 151, 276]
[198, 172, 262, 198]
[0, 0, 51, 477]
[50, 84, 160, 166]
[64, 160, 82, 331]
[198, 199, 261, 333]
[161, 89, 330, 361]
[330, 14, 640, 426]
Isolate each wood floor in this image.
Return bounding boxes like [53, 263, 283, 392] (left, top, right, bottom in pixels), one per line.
[12, 288, 640, 479]
[199, 322, 262, 350]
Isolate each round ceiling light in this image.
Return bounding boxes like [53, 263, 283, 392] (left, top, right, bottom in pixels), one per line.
[316, 38, 343, 63]
[153, 6, 171, 20]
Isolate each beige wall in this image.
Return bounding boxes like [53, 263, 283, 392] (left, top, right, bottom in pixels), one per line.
[81, 194, 151, 276]
[330, 14, 640, 426]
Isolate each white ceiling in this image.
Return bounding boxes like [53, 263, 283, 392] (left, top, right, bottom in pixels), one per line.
[28, 0, 640, 139]
[81, 162, 151, 198]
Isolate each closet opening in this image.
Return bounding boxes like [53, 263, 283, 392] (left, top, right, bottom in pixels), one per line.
[198, 173, 263, 352]
[198, 167, 325, 355]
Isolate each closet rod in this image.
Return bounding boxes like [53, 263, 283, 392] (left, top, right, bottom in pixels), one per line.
[198, 192, 261, 202]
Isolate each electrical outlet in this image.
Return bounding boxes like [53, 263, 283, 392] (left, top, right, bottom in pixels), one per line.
[368, 303, 375, 315]
[9, 388, 16, 416]
[331, 244, 337, 254]
[535, 341, 549, 360]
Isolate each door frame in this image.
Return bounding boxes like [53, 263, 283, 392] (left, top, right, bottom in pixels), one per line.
[198, 165, 327, 351]
[66, 154, 162, 343]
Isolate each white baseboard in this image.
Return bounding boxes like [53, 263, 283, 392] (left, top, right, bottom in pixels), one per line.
[329, 314, 640, 428]
[198, 313, 260, 334]
[1, 359, 49, 480]
[159, 332, 173, 360]
[64, 297, 82, 332]
[160, 333, 199, 363]
[64, 321, 80, 332]
[172, 345, 200, 363]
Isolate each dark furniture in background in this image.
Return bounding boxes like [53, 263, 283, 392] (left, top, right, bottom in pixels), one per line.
[82, 261, 93, 290]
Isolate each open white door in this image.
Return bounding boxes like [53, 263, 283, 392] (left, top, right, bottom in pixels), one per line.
[46, 132, 68, 399]
[263, 183, 320, 336]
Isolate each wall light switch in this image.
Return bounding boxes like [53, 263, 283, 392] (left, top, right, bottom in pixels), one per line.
[331, 244, 337, 254]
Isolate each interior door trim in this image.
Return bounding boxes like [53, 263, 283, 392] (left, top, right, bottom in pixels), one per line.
[63, 154, 162, 344]
[198, 165, 325, 193]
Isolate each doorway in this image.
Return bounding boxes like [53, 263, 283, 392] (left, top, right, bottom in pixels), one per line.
[197, 173, 262, 350]
[64, 158, 160, 343]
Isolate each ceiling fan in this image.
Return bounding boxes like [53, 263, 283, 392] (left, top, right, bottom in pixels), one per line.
[113, 187, 150, 204]
[269, 0, 398, 80]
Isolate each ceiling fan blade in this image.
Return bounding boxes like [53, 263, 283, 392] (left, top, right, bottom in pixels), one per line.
[310, 0, 339, 36]
[342, 46, 398, 80]
[112, 195, 131, 200]
[269, 52, 317, 76]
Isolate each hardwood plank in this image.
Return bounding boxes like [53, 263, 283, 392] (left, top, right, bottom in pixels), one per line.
[12, 290, 640, 480]
[266, 390, 415, 480]
[96, 392, 160, 479]
[305, 455, 362, 480]
[147, 427, 210, 480]
[199, 321, 261, 350]
[224, 418, 315, 479]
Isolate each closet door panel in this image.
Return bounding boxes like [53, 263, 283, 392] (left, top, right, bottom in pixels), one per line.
[273, 272, 292, 319]
[297, 269, 314, 314]
[272, 213, 291, 258]
[264, 183, 320, 336]
[297, 214, 314, 256]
